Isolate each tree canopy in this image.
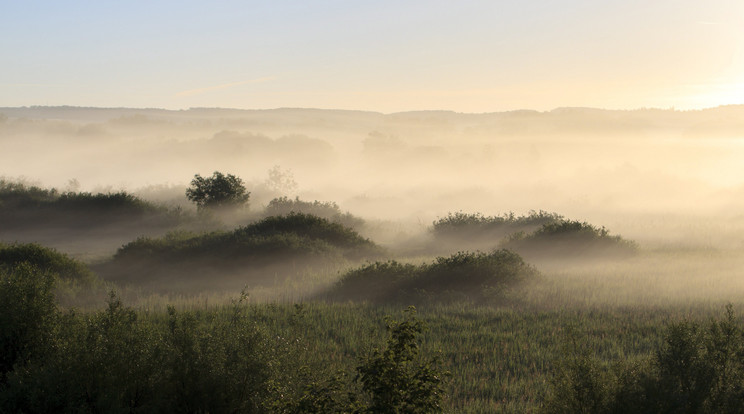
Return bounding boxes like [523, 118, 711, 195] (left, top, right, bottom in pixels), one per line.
[185, 171, 250, 211]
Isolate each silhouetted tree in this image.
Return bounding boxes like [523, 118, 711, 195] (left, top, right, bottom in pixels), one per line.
[185, 171, 250, 211]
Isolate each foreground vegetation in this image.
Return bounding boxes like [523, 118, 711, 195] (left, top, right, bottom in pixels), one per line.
[4, 259, 742, 413]
[3, 177, 744, 412]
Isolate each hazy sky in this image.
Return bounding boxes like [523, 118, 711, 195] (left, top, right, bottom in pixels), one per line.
[2, 1, 743, 113]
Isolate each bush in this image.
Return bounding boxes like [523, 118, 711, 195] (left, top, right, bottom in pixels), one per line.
[543, 305, 744, 414]
[356, 307, 448, 413]
[55, 191, 163, 215]
[331, 249, 537, 303]
[432, 210, 562, 239]
[502, 220, 637, 259]
[1, 292, 276, 413]
[0, 179, 180, 229]
[265, 196, 364, 229]
[0, 276, 448, 413]
[114, 213, 379, 264]
[0, 179, 58, 208]
[0, 243, 96, 285]
[276, 307, 448, 414]
[101, 213, 382, 290]
[0, 264, 57, 382]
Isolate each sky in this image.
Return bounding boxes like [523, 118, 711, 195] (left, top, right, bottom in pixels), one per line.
[2, 0, 744, 113]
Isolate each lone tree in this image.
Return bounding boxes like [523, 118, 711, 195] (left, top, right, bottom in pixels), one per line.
[185, 171, 250, 211]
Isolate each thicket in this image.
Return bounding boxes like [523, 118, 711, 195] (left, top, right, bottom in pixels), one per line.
[0, 179, 181, 228]
[330, 249, 538, 304]
[100, 213, 383, 289]
[544, 305, 744, 414]
[432, 211, 563, 239]
[264, 196, 364, 229]
[502, 219, 638, 259]
[0, 265, 446, 413]
[0, 242, 96, 285]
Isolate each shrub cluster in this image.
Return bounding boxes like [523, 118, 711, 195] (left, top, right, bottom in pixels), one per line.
[0, 266, 446, 413]
[502, 219, 637, 259]
[264, 196, 364, 229]
[544, 306, 744, 414]
[331, 249, 537, 303]
[0, 179, 180, 228]
[432, 210, 563, 239]
[115, 213, 379, 263]
[102, 213, 383, 288]
[0, 242, 96, 285]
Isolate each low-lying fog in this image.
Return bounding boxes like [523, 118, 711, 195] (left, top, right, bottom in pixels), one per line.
[2, 105, 744, 305]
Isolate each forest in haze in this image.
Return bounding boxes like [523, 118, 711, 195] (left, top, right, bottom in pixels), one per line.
[2, 106, 744, 412]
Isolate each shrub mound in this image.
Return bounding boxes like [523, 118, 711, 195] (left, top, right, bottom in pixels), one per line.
[330, 249, 537, 303]
[0, 179, 180, 229]
[0, 243, 96, 285]
[428, 211, 563, 253]
[433, 211, 563, 238]
[264, 196, 364, 229]
[501, 219, 637, 259]
[101, 213, 382, 289]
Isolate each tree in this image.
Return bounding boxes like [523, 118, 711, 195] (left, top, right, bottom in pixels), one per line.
[185, 171, 250, 211]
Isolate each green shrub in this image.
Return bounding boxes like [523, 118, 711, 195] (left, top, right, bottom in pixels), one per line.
[0, 243, 96, 285]
[275, 307, 448, 414]
[114, 213, 379, 264]
[414, 249, 536, 298]
[1, 291, 275, 413]
[265, 196, 364, 229]
[55, 190, 163, 215]
[102, 213, 382, 290]
[543, 305, 744, 414]
[332, 261, 419, 303]
[0, 264, 57, 382]
[502, 220, 637, 259]
[160, 299, 273, 413]
[0, 179, 181, 229]
[432, 210, 562, 239]
[331, 249, 537, 303]
[0, 179, 58, 208]
[356, 307, 448, 413]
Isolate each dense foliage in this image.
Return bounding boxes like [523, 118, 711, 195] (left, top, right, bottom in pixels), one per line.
[186, 171, 250, 211]
[99, 213, 382, 291]
[0, 242, 96, 285]
[331, 249, 538, 303]
[264, 196, 364, 229]
[544, 305, 744, 414]
[502, 219, 638, 259]
[0, 179, 179, 228]
[432, 211, 563, 239]
[0, 266, 447, 413]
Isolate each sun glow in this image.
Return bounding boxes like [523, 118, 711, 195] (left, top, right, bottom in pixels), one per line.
[681, 79, 744, 109]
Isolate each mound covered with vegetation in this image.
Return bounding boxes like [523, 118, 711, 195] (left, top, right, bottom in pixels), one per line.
[429, 211, 563, 252]
[330, 249, 537, 304]
[501, 219, 637, 260]
[0, 179, 182, 229]
[0, 242, 96, 286]
[99, 213, 383, 291]
[264, 196, 364, 229]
